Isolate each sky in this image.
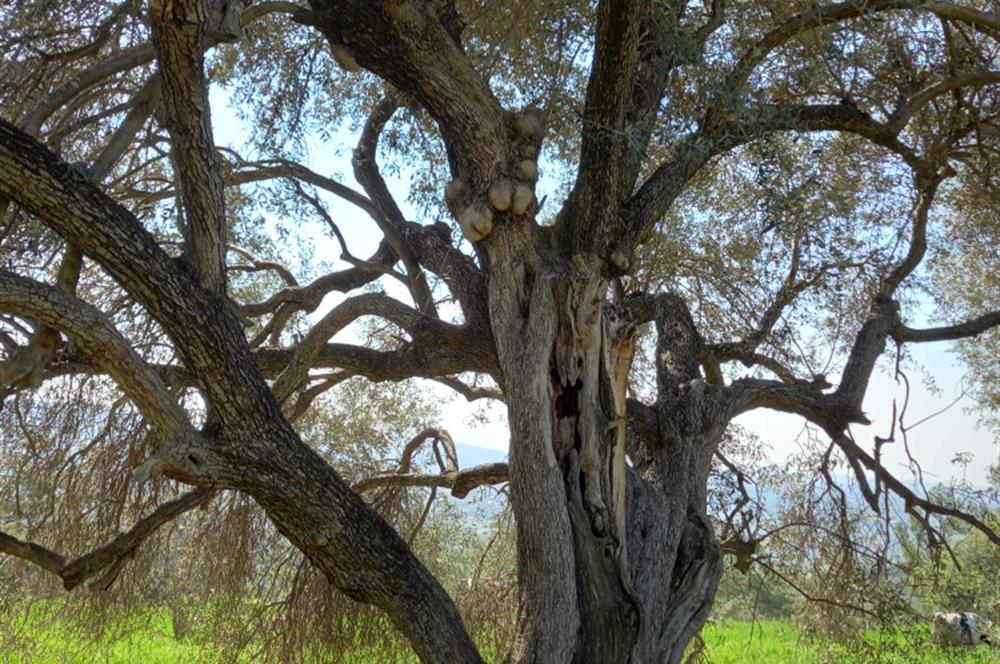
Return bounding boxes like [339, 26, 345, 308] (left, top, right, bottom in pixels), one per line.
[207, 86, 998, 489]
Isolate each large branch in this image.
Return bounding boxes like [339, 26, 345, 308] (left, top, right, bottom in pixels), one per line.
[893, 310, 1000, 343]
[0, 120, 201, 324]
[923, 1, 1000, 34]
[627, 103, 936, 239]
[617, 291, 702, 392]
[0, 271, 196, 439]
[727, 325, 1000, 548]
[149, 0, 233, 293]
[47, 327, 500, 390]
[877, 178, 941, 299]
[717, 0, 998, 116]
[270, 292, 443, 403]
[558, 0, 648, 261]
[623, 2, 999, 247]
[834, 179, 942, 409]
[0, 119, 278, 426]
[619, 0, 708, 194]
[0, 532, 65, 576]
[728, 377, 869, 428]
[305, 0, 506, 183]
[721, 175, 999, 548]
[888, 70, 1000, 132]
[728, 288, 904, 426]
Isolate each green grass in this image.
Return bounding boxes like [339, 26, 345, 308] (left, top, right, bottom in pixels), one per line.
[0, 608, 203, 664]
[696, 620, 1000, 663]
[1, 610, 997, 663]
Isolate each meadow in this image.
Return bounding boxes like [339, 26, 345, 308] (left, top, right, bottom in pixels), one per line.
[0, 609, 997, 663]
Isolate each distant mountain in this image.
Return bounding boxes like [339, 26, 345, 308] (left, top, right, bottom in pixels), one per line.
[454, 442, 507, 469]
[446, 443, 509, 526]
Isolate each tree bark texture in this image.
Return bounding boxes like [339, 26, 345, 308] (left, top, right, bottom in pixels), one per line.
[485, 223, 727, 663]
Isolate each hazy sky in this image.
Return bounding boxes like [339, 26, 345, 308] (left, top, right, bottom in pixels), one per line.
[208, 87, 998, 488]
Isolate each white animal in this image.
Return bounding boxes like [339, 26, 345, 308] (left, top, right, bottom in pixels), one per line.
[932, 612, 993, 646]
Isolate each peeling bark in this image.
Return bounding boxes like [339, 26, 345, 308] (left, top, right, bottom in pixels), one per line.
[485, 224, 721, 661]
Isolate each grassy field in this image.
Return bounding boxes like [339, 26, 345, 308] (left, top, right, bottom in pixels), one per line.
[697, 620, 999, 663]
[0, 611, 997, 663]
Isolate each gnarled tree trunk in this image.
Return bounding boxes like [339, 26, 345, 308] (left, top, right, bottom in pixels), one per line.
[487, 222, 728, 663]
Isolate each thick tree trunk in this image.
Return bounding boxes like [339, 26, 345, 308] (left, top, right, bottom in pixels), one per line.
[209, 418, 485, 664]
[627, 453, 724, 664]
[488, 225, 725, 663]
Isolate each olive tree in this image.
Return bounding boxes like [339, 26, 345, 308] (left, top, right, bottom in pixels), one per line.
[1, 0, 998, 662]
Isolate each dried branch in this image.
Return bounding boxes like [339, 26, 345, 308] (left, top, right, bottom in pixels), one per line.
[241, 240, 395, 319]
[431, 376, 504, 403]
[286, 372, 351, 422]
[0, 488, 213, 591]
[829, 430, 1000, 546]
[228, 244, 299, 287]
[354, 463, 509, 500]
[751, 556, 881, 620]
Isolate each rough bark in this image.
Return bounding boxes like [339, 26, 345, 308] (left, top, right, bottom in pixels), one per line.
[484, 223, 725, 662]
[149, 0, 231, 293]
